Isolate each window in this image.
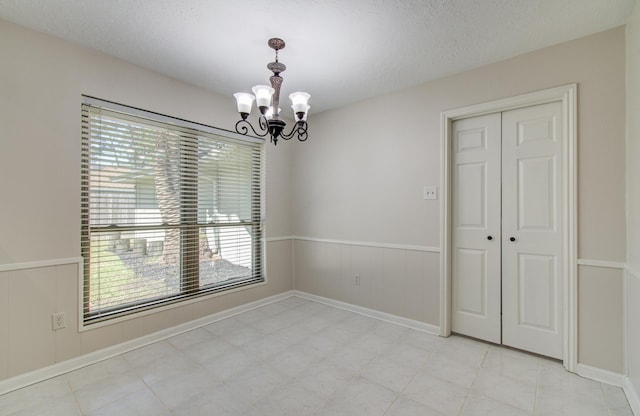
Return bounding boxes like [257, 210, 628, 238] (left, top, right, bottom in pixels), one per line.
[81, 98, 264, 325]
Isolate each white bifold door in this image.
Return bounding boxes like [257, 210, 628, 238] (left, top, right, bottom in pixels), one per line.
[451, 102, 564, 359]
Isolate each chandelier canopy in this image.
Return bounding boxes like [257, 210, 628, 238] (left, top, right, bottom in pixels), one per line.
[233, 38, 310, 145]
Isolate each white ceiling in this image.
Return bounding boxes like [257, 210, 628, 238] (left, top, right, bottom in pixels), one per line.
[0, 0, 636, 114]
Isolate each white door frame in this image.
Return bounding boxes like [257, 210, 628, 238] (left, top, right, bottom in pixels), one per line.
[439, 84, 578, 371]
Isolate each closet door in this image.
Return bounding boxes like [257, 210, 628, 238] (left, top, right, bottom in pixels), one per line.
[501, 102, 564, 359]
[450, 113, 502, 344]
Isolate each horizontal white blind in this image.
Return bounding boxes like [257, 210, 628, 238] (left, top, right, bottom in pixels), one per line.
[81, 102, 264, 324]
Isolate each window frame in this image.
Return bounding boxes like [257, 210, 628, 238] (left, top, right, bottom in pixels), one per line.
[80, 96, 266, 328]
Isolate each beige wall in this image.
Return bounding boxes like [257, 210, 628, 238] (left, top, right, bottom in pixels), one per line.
[293, 27, 627, 372]
[0, 19, 293, 381]
[578, 265, 624, 372]
[626, 2, 640, 402]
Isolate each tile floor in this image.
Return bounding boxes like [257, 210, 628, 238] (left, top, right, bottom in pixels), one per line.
[0, 296, 634, 415]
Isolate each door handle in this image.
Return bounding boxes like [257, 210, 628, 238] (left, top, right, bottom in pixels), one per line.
[487, 236, 493, 241]
[509, 237, 516, 242]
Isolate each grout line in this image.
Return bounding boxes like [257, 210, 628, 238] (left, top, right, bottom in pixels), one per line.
[382, 394, 400, 416]
[457, 348, 489, 416]
[137, 366, 172, 415]
[380, 332, 419, 415]
[532, 356, 541, 415]
[62, 374, 83, 416]
[601, 382, 616, 416]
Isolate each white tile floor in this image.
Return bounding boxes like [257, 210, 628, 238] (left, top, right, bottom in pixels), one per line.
[0, 296, 634, 415]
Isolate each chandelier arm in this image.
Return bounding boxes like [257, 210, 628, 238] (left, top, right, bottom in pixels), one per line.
[235, 117, 269, 138]
[258, 115, 268, 132]
[297, 122, 309, 142]
[278, 121, 308, 141]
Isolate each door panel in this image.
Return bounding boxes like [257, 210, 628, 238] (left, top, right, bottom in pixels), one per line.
[456, 163, 486, 228]
[502, 102, 563, 359]
[518, 156, 555, 230]
[516, 116, 557, 146]
[518, 253, 557, 330]
[455, 248, 486, 316]
[451, 114, 501, 344]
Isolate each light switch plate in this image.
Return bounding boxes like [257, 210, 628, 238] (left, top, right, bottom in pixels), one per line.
[423, 186, 438, 200]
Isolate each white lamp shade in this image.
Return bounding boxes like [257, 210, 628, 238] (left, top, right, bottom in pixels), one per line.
[233, 93, 255, 114]
[289, 91, 311, 113]
[252, 85, 275, 108]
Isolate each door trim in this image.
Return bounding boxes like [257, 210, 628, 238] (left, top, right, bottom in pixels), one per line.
[439, 84, 578, 371]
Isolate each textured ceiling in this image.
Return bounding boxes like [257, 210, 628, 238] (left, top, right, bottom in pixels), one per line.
[0, 0, 636, 114]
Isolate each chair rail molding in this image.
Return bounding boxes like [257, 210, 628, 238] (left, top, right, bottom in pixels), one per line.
[292, 235, 440, 253]
[0, 257, 83, 272]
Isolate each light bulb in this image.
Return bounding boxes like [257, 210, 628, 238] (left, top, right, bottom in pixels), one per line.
[291, 104, 311, 121]
[265, 106, 281, 120]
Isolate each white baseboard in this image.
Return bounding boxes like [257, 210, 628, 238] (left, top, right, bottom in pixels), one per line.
[624, 376, 640, 416]
[575, 363, 640, 415]
[575, 363, 625, 387]
[293, 290, 441, 336]
[0, 290, 295, 396]
[568, 364, 640, 416]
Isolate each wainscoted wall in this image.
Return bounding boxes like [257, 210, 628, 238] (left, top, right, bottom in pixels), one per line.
[577, 264, 624, 373]
[0, 261, 80, 381]
[0, 240, 292, 383]
[626, 267, 640, 412]
[293, 238, 440, 327]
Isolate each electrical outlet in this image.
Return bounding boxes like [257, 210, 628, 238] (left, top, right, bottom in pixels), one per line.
[423, 186, 438, 200]
[354, 274, 361, 286]
[52, 312, 66, 330]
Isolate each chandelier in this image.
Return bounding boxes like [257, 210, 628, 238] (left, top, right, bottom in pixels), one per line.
[233, 38, 310, 145]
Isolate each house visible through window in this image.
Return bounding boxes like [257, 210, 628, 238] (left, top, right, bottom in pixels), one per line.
[81, 97, 264, 325]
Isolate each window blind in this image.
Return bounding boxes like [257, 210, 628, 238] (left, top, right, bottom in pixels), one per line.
[81, 100, 264, 324]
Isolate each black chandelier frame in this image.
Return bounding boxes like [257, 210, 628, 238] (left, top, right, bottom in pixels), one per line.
[235, 117, 308, 144]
